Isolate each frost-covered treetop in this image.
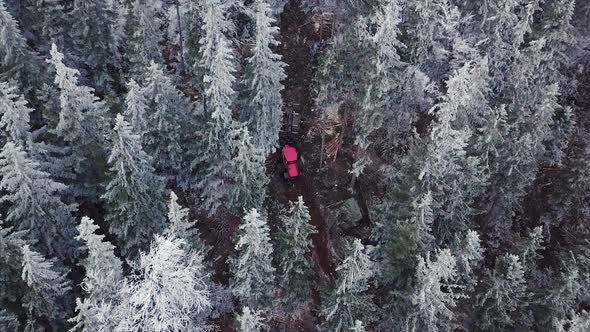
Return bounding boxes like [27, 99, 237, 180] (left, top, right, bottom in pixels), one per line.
[124, 79, 149, 136]
[372, 0, 404, 72]
[335, 239, 375, 295]
[21, 244, 70, 293]
[236, 306, 265, 332]
[0, 81, 33, 147]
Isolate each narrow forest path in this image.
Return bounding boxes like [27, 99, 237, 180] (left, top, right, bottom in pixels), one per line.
[267, 1, 337, 328]
[277, 0, 336, 279]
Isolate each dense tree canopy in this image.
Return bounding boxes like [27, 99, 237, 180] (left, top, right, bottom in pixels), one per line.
[0, 0, 589, 330]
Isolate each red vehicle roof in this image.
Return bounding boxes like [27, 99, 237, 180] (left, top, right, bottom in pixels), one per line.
[282, 145, 298, 163]
[287, 162, 299, 177]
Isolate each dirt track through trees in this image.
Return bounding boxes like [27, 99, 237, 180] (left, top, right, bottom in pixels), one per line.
[262, 1, 339, 321]
[278, 0, 336, 279]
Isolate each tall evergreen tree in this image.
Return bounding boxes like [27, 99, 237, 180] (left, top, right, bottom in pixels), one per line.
[28, 0, 72, 54]
[70, 217, 123, 331]
[483, 83, 565, 245]
[71, 0, 116, 90]
[20, 244, 71, 331]
[410, 0, 461, 77]
[198, 33, 238, 213]
[165, 191, 206, 252]
[0, 220, 27, 317]
[123, 79, 149, 137]
[321, 239, 376, 332]
[142, 62, 191, 178]
[543, 0, 578, 95]
[47, 44, 109, 197]
[419, 59, 489, 243]
[477, 254, 530, 331]
[0, 309, 18, 331]
[102, 114, 166, 257]
[116, 235, 212, 331]
[230, 208, 276, 310]
[380, 191, 435, 287]
[482, 0, 534, 95]
[408, 248, 460, 331]
[352, 0, 406, 176]
[0, 142, 78, 258]
[197, 0, 233, 81]
[236, 307, 266, 332]
[227, 125, 269, 211]
[180, 0, 203, 77]
[127, 0, 164, 77]
[453, 230, 484, 284]
[0, 0, 43, 96]
[277, 196, 316, 311]
[243, 0, 286, 155]
[0, 81, 33, 148]
[0, 80, 70, 181]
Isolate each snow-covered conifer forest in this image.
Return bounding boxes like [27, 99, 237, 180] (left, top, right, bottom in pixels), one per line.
[1, 0, 590, 330]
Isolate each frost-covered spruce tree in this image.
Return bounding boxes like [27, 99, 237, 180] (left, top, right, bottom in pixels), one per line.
[452, 230, 484, 285]
[166, 191, 193, 240]
[380, 191, 435, 287]
[228, 125, 269, 211]
[165, 192, 234, 318]
[541, 257, 586, 328]
[535, 84, 572, 166]
[0, 142, 78, 258]
[108, 0, 128, 50]
[482, 0, 534, 95]
[485, 227, 544, 326]
[70, 217, 123, 331]
[352, 0, 406, 176]
[555, 311, 590, 332]
[0, 80, 70, 181]
[236, 307, 266, 332]
[165, 191, 208, 253]
[477, 254, 530, 331]
[20, 244, 71, 331]
[116, 235, 211, 332]
[0, 220, 27, 313]
[473, 104, 510, 178]
[321, 239, 376, 332]
[243, 0, 286, 155]
[29, 0, 72, 54]
[47, 44, 109, 196]
[277, 196, 317, 311]
[410, 0, 460, 75]
[197, 0, 234, 81]
[0, 81, 33, 148]
[351, 320, 366, 332]
[543, 0, 578, 96]
[419, 59, 490, 243]
[102, 114, 166, 257]
[180, 0, 203, 76]
[0, 309, 18, 331]
[71, 0, 115, 90]
[164, 0, 191, 73]
[484, 83, 564, 245]
[231, 209, 276, 310]
[142, 62, 191, 177]
[408, 248, 460, 332]
[516, 226, 545, 274]
[0, 0, 42, 96]
[123, 79, 149, 137]
[127, 0, 164, 77]
[199, 34, 238, 213]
